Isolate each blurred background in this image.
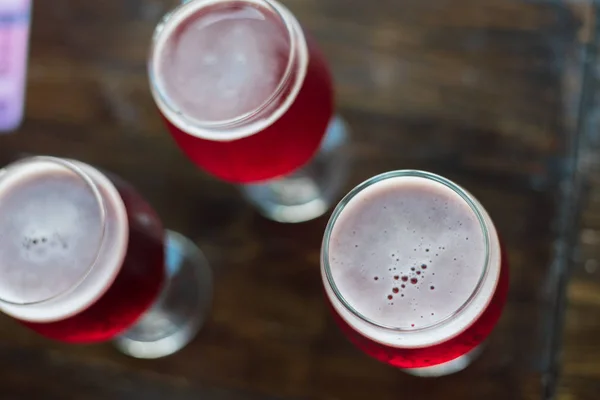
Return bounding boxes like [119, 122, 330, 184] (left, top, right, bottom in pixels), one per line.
[0, 0, 599, 399]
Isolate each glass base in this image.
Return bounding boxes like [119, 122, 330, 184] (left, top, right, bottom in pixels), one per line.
[240, 115, 351, 223]
[401, 344, 485, 377]
[113, 230, 213, 359]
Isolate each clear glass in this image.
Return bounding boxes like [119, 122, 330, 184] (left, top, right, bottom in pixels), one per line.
[148, 0, 350, 223]
[115, 230, 213, 359]
[241, 116, 351, 223]
[0, 156, 213, 359]
[321, 170, 508, 376]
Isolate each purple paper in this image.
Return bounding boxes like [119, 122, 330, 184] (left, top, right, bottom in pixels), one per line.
[0, 0, 30, 133]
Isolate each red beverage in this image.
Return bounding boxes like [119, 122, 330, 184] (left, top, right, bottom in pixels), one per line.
[149, 0, 333, 183]
[0, 158, 165, 343]
[321, 171, 509, 370]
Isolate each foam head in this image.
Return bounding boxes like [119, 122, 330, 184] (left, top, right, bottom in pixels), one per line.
[326, 174, 488, 331]
[0, 158, 105, 304]
[155, 0, 291, 123]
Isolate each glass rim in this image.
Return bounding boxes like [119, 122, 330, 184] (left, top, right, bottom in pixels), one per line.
[321, 170, 491, 332]
[0, 156, 107, 306]
[148, 0, 304, 141]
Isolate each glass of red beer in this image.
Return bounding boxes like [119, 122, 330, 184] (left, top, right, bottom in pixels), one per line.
[148, 0, 350, 223]
[321, 171, 509, 376]
[0, 156, 213, 359]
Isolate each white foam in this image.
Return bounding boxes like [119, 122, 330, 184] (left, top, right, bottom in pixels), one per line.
[0, 159, 129, 322]
[322, 174, 501, 348]
[149, 0, 308, 141]
[159, 5, 288, 122]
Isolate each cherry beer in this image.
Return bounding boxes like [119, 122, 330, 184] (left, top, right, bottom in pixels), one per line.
[150, 0, 333, 183]
[0, 158, 165, 343]
[321, 171, 509, 370]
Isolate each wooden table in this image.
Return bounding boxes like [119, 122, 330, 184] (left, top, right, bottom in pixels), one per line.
[0, 0, 594, 399]
[558, 5, 600, 398]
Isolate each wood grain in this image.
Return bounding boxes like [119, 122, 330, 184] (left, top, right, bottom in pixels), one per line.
[0, 0, 593, 399]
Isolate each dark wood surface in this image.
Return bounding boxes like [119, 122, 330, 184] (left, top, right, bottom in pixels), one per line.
[557, 5, 600, 399]
[0, 0, 594, 399]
